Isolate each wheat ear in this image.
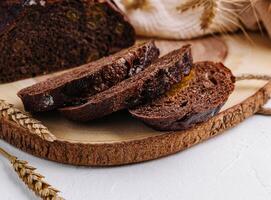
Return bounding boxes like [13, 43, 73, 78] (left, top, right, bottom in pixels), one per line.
[0, 147, 64, 200]
[201, 0, 217, 30]
[176, 0, 217, 30]
[176, 0, 207, 12]
[0, 99, 56, 142]
[121, 0, 152, 11]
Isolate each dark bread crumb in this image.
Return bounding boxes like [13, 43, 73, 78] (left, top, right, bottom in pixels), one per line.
[18, 41, 159, 112]
[0, 0, 135, 83]
[129, 61, 235, 131]
[59, 45, 193, 121]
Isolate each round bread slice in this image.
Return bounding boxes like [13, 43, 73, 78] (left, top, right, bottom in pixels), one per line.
[129, 61, 235, 131]
[60, 45, 193, 121]
[0, 0, 135, 83]
[18, 41, 159, 112]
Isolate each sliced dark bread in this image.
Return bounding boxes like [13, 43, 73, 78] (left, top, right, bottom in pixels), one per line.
[18, 41, 159, 112]
[0, 0, 135, 83]
[129, 61, 235, 131]
[59, 45, 193, 121]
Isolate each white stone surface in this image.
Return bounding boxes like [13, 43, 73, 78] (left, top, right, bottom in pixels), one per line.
[1, 100, 271, 200]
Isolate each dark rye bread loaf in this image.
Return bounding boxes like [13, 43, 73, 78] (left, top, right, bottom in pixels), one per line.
[0, 0, 135, 83]
[18, 41, 159, 112]
[129, 62, 235, 131]
[60, 45, 193, 121]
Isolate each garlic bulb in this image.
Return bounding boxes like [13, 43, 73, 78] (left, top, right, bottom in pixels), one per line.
[115, 0, 270, 39]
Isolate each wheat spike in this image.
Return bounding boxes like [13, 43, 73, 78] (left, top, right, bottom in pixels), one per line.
[201, 0, 217, 30]
[0, 99, 56, 142]
[176, 0, 217, 30]
[0, 147, 64, 200]
[176, 0, 206, 12]
[121, 0, 152, 11]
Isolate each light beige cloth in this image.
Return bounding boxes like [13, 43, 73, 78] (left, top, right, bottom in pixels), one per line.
[115, 0, 271, 39]
[239, 0, 271, 37]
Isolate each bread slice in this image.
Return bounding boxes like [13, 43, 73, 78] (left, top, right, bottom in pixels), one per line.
[59, 45, 193, 121]
[0, 0, 135, 83]
[18, 41, 159, 112]
[129, 62, 235, 131]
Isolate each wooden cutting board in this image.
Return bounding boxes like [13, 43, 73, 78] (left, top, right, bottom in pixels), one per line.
[0, 34, 271, 166]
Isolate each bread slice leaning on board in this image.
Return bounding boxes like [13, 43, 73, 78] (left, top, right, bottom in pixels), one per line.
[18, 41, 160, 112]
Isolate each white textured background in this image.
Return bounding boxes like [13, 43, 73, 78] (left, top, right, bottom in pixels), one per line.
[1, 101, 271, 200]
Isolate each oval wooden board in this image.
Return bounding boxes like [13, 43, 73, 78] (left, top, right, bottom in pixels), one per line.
[0, 34, 271, 166]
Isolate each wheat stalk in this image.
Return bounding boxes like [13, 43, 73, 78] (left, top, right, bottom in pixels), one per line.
[236, 74, 271, 81]
[121, 0, 153, 11]
[0, 99, 56, 142]
[176, 0, 217, 30]
[258, 108, 271, 115]
[0, 147, 64, 200]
